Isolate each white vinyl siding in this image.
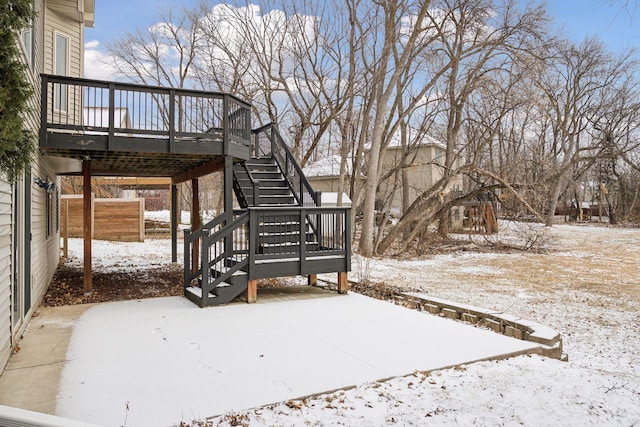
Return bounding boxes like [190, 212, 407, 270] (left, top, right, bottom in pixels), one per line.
[0, 181, 13, 371]
[2, 0, 88, 375]
[1, 0, 58, 372]
[30, 160, 61, 304]
[53, 33, 69, 111]
[44, 8, 83, 78]
[20, 15, 34, 69]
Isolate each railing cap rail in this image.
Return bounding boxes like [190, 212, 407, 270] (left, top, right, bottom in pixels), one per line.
[40, 73, 252, 108]
[248, 206, 350, 212]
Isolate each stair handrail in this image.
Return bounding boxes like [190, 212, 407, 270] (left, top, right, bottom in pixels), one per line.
[183, 210, 246, 290]
[198, 211, 250, 306]
[242, 162, 261, 206]
[252, 123, 319, 207]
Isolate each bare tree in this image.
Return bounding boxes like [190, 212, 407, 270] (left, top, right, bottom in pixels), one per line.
[535, 39, 638, 225]
[107, 6, 202, 89]
[375, 0, 550, 254]
[356, 0, 444, 256]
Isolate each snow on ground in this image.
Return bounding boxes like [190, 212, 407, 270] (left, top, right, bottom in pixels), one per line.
[145, 210, 216, 225]
[65, 238, 182, 273]
[56, 294, 539, 426]
[63, 221, 640, 426]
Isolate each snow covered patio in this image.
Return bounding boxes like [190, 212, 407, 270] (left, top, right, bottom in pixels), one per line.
[6, 290, 547, 426]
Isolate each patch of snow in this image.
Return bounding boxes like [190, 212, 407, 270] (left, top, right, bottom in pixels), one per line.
[302, 155, 355, 178]
[56, 294, 538, 426]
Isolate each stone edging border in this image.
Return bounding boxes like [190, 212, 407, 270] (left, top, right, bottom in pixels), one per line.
[316, 279, 565, 361]
[397, 292, 565, 360]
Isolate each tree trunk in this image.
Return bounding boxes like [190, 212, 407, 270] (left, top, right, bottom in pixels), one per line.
[545, 172, 568, 227]
[359, 119, 385, 256]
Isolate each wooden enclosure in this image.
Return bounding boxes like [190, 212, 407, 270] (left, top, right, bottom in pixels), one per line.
[61, 195, 145, 242]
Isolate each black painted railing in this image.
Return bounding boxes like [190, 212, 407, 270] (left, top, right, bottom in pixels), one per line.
[252, 124, 319, 207]
[40, 74, 251, 152]
[249, 206, 350, 262]
[186, 205, 350, 290]
[184, 211, 249, 305]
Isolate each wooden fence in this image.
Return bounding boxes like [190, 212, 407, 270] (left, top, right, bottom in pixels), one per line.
[61, 195, 145, 242]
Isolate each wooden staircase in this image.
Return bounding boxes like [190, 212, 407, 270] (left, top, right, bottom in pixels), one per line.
[183, 124, 351, 307]
[184, 211, 250, 307]
[233, 158, 297, 207]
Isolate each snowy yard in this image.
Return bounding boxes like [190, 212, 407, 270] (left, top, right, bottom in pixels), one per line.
[62, 220, 640, 425]
[209, 222, 640, 426]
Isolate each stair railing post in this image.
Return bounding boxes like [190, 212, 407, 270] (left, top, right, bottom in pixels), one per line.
[169, 88, 176, 152]
[40, 75, 48, 147]
[299, 175, 303, 205]
[108, 82, 116, 151]
[345, 208, 352, 272]
[252, 129, 258, 157]
[300, 207, 306, 275]
[316, 191, 323, 246]
[201, 228, 210, 306]
[223, 95, 229, 155]
[270, 124, 276, 156]
[248, 208, 257, 280]
[252, 181, 260, 206]
[183, 228, 191, 290]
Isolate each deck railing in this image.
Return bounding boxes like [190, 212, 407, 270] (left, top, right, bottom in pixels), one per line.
[185, 205, 350, 290]
[183, 211, 246, 287]
[40, 74, 252, 152]
[249, 206, 351, 262]
[252, 124, 319, 207]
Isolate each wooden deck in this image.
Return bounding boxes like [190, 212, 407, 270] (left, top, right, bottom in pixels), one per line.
[39, 74, 252, 178]
[39, 75, 352, 305]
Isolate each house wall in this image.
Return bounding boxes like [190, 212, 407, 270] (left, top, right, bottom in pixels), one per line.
[0, 181, 12, 369]
[378, 144, 445, 215]
[30, 158, 63, 306]
[44, 8, 84, 77]
[1, 0, 89, 372]
[375, 144, 464, 229]
[308, 177, 343, 193]
[308, 176, 366, 197]
[0, 0, 46, 372]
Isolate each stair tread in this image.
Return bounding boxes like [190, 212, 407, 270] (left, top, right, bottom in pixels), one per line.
[186, 287, 216, 298]
[212, 266, 247, 276]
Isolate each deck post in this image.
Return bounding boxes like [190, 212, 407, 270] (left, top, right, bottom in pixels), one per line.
[170, 184, 178, 263]
[82, 159, 92, 293]
[191, 178, 200, 273]
[337, 272, 348, 294]
[246, 279, 257, 303]
[63, 198, 68, 258]
[308, 274, 318, 287]
[224, 155, 233, 262]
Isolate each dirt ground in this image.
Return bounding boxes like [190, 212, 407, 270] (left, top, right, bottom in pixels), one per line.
[43, 246, 285, 306]
[43, 263, 184, 306]
[403, 222, 640, 306]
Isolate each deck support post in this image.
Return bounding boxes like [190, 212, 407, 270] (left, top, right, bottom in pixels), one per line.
[246, 279, 257, 303]
[171, 184, 178, 263]
[224, 156, 233, 262]
[337, 272, 348, 294]
[191, 178, 200, 273]
[308, 274, 318, 287]
[82, 159, 92, 293]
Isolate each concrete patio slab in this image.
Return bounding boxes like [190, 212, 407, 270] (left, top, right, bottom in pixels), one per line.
[0, 304, 93, 415]
[0, 290, 548, 426]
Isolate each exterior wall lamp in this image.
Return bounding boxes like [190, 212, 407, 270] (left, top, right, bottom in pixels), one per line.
[34, 177, 56, 194]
